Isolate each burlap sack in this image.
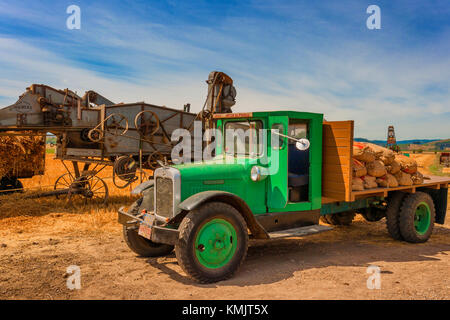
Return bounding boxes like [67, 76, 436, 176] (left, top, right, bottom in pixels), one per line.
[366, 143, 395, 165]
[366, 160, 387, 177]
[394, 171, 413, 186]
[386, 160, 401, 174]
[353, 159, 367, 177]
[353, 142, 375, 163]
[376, 175, 389, 187]
[386, 173, 399, 187]
[411, 171, 424, 185]
[362, 175, 378, 189]
[377, 174, 399, 188]
[395, 154, 418, 174]
[352, 177, 364, 191]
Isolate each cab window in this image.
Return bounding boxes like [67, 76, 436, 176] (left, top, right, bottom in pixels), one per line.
[271, 123, 285, 149]
[224, 120, 263, 157]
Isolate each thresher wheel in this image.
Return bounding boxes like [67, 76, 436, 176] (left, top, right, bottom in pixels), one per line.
[147, 151, 165, 169]
[87, 128, 104, 142]
[105, 114, 129, 136]
[135, 111, 160, 138]
[54, 173, 75, 201]
[113, 156, 138, 188]
[82, 175, 109, 204]
[54, 173, 109, 204]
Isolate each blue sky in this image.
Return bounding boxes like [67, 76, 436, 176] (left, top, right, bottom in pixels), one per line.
[0, 0, 448, 139]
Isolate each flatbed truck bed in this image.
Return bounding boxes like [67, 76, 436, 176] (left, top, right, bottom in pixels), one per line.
[322, 175, 449, 204]
[321, 120, 449, 226]
[321, 120, 449, 203]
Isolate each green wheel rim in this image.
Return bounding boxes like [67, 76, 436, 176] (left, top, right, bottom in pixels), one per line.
[194, 218, 238, 269]
[414, 202, 431, 235]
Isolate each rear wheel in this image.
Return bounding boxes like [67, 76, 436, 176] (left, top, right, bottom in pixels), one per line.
[385, 192, 406, 240]
[175, 202, 248, 283]
[399, 192, 435, 243]
[123, 198, 174, 257]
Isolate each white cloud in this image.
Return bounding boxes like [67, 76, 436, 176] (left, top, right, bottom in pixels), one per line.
[0, 1, 448, 140]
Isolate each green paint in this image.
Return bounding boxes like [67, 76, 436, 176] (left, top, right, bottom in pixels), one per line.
[267, 116, 288, 209]
[174, 111, 324, 216]
[203, 180, 225, 185]
[414, 202, 431, 235]
[194, 219, 238, 269]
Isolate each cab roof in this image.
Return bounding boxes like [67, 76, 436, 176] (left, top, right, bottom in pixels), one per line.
[213, 110, 323, 120]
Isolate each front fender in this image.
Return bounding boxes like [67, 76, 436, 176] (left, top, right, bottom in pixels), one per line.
[178, 191, 269, 239]
[131, 179, 154, 195]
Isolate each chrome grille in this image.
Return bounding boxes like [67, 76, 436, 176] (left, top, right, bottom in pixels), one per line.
[155, 177, 173, 218]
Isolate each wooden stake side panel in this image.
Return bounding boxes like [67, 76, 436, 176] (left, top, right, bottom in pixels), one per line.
[351, 176, 450, 201]
[321, 119, 450, 205]
[322, 120, 354, 203]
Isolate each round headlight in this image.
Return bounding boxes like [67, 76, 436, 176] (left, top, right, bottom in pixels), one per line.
[250, 166, 261, 182]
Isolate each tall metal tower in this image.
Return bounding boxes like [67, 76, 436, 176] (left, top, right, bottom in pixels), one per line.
[386, 125, 399, 152]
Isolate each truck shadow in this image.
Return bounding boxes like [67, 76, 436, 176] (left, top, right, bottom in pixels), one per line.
[145, 220, 450, 287]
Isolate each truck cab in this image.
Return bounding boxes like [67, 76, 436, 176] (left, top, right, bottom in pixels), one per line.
[118, 111, 449, 283]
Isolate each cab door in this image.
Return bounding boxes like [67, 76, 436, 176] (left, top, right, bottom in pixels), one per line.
[266, 116, 288, 210]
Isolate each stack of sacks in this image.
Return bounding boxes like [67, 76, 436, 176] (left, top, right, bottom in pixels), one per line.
[352, 142, 422, 191]
[352, 159, 366, 191]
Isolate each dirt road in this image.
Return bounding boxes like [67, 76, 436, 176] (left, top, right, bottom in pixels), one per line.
[410, 153, 437, 175]
[0, 156, 449, 300]
[1, 210, 449, 300]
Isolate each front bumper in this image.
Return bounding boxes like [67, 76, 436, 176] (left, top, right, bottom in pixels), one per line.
[118, 207, 179, 246]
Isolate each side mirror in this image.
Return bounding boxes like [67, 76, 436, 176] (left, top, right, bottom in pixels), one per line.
[296, 139, 310, 151]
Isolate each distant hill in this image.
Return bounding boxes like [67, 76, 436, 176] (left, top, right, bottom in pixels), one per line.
[354, 138, 442, 146]
[354, 138, 450, 151]
[421, 139, 450, 151]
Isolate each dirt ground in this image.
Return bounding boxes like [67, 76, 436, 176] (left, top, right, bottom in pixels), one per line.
[0, 154, 449, 300]
[410, 153, 436, 175]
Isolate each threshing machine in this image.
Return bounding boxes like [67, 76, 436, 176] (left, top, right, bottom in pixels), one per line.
[0, 71, 237, 203]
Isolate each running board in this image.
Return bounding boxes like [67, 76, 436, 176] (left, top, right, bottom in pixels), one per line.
[269, 224, 332, 239]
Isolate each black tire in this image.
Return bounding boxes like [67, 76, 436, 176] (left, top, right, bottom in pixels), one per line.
[123, 198, 174, 257]
[0, 177, 23, 194]
[385, 192, 406, 240]
[175, 202, 248, 283]
[321, 211, 355, 226]
[399, 192, 435, 243]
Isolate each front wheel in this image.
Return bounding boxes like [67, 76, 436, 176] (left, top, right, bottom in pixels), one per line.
[123, 198, 174, 257]
[399, 192, 435, 243]
[385, 192, 406, 240]
[175, 202, 249, 283]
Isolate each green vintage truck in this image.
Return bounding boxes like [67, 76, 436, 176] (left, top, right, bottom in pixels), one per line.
[118, 111, 449, 283]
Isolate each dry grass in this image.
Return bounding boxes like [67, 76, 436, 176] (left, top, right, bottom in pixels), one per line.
[0, 153, 144, 234]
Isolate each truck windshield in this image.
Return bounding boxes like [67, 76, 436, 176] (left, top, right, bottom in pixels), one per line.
[224, 121, 263, 157]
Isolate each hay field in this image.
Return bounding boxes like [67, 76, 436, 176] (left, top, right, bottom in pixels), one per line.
[0, 153, 142, 231]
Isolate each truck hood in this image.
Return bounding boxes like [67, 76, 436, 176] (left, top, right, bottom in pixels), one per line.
[173, 156, 253, 181]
